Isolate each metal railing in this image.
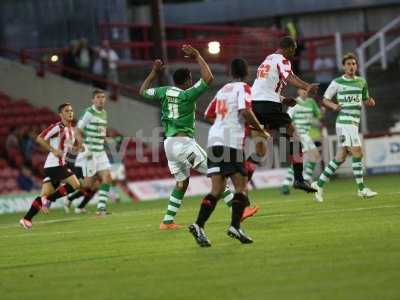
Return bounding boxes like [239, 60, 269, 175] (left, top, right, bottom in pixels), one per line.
[356, 16, 400, 79]
[355, 16, 400, 134]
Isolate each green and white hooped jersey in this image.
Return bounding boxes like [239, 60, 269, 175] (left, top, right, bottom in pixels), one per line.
[287, 98, 321, 135]
[324, 75, 369, 128]
[77, 105, 107, 152]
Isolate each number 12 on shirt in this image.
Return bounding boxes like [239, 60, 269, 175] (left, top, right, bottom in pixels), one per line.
[257, 63, 271, 79]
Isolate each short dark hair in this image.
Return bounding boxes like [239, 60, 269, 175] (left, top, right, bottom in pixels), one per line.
[58, 102, 72, 113]
[230, 58, 248, 79]
[173, 68, 191, 85]
[342, 52, 358, 65]
[92, 89, 105, 98]
[279, 36, 296, 49]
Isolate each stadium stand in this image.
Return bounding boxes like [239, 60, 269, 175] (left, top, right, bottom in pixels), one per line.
[0, 90, 171, 195]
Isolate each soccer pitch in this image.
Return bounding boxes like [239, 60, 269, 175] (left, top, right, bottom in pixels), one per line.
[0, 174, 399, 300]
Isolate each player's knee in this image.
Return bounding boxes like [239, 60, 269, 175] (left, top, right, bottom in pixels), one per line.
[232, 192, 250, 208]
[351, 147, 363, 158]
[176, 178, 189, 192]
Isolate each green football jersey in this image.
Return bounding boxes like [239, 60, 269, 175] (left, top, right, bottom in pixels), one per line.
[77, 105, 108, 152]
[287, 97, 321, 135]
[324, 75, 369, 127]
[142, 79, 209, 137]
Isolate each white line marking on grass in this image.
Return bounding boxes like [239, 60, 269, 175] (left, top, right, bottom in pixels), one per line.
[0, 217, 80, 229]
[259, 204, 400, 219]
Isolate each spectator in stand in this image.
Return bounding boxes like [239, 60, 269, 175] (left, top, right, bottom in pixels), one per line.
[77, 38, 94, 75]
[99, 40, 119, 84]
[62, 40, 80, 81]
[21, 128, 37, 166]
[313, 56, 335, 95]
[92, 47, 108, 89]
[6, 127, 19, 152]
[17, 166, 38, 192]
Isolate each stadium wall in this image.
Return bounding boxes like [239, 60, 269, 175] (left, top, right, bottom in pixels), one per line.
[0, 58, 210, 148]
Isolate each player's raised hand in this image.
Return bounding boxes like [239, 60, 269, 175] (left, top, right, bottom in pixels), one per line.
[152, 59, 165, 73]
[182, 44, 200, 59]
[306, 83, 320, 95]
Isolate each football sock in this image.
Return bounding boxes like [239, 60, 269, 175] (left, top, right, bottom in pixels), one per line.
[47, 183, 75, 202]
[163, 188, 185, 224]
[222, 188, 233, 208]
[352, 157, 365, 191]
[318, 159, 343, 188]
[195, 194, 218, 228]
[67, 189, 84, 202]
[231, 193, 248, 229]
[283, 165, 294, 187]
[289, 141, 304, 182]
[97, 183, 110, 210]
[78, 189, 95, 209]
[303, 162, 317, 182]
[24, 197, 42, 221]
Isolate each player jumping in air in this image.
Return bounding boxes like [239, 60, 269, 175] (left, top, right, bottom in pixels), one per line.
[19, 103, 81, 229]
[189, 58, 269, 247]
[251, 36, 319, 193]
[140, 45, 236, 230]
[282, 88, 322, 194]
[311, 52, 378, 202]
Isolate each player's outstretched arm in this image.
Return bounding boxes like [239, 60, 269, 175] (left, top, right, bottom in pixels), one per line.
[139, 59, 164, 96]
[287, 73, 319, 95]
[182, 44, 214, 85]
[322, 98, 341, 111]
[36, 135, 62, 158]
[241, 109, 270, 139]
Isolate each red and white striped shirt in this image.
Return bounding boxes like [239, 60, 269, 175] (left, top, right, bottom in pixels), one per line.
[38, 122, 76, 168]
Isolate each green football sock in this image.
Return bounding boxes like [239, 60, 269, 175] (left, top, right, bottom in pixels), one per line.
[318, 159, 342, 188]
[163, 188, 185, 224]
[352, 157, 365, 191]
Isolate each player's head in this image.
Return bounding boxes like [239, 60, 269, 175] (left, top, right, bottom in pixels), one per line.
[279, 36, 297, 59]
[297, 88, 307, 98]
[58, 102, 74, 123]
[342, 52, 358, 76]
[173, 68, 192, 89]
[230, 58, 249, 80]
[92, 89, 106, 110]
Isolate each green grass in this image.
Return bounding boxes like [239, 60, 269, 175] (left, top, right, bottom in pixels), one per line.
[0, 174, 399, 300]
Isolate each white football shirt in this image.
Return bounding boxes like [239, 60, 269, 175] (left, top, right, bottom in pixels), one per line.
[207, 82, 252, 150]
[251, 53, 293, 103]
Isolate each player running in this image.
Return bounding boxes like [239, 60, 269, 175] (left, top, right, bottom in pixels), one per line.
[311, 53, 377, 202]
[74, 89, 113, 215]
[282, 88, 322, 194]
[189, 58, 269, 247]
[204, 91, 264, 220]
[251, 35, 319, 193]
[19, 103, 81, 229]
[140, 45, 235, 230]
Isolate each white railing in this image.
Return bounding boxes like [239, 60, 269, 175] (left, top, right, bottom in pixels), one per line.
[356, 16, 400, 79]
[356, 16, 400, 134]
